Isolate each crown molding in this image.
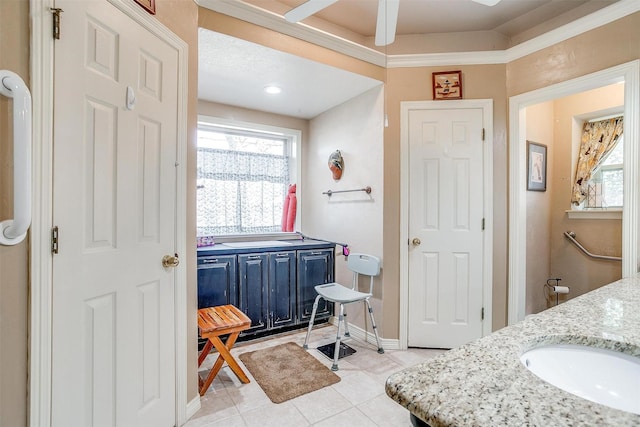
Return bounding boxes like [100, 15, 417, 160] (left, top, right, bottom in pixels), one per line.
[503, 0, 640, 63]
[387, 0, 640, 68]
[195, 0, 386, 67]
[196, 0, 640, 69]
[387, 50, 506, 68]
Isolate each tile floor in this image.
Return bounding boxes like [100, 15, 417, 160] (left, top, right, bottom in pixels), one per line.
[185, 325, 447, 427]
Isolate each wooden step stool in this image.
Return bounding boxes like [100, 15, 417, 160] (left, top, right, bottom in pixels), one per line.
[197, 305, 251, 395]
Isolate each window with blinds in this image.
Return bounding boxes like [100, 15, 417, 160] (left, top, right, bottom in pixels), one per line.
[197, 120, 297, 236]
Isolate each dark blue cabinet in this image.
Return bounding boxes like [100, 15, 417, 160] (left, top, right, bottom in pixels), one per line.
[298, 249, 334, 322]
[269, 251, 297, 329]
[197, 240, 334, 339]
[238, 254, 269, 334]
[197, 255, 237, 309]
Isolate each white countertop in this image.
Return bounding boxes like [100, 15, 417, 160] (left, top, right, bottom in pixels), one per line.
[385, 275, 640, 426]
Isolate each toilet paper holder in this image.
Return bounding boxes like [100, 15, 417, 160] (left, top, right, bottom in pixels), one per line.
[545, 278, 570, 306]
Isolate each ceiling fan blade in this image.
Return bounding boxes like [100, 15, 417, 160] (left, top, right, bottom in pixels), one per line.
[471, 0, 502, 6]
[375, 0, 400, 46]
[284, 0, 339, 23]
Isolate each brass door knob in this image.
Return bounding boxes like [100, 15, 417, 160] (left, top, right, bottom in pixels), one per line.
[412, 238, 421, 246]
[162, 253, 180, 268]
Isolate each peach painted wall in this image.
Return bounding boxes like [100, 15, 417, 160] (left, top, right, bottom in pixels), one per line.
[0, 1, 30, 425]
[384, 64, 509, 334]
[305, 86, 385, 330]
[525, 101, 554, 315]
[548, 85, 623, 300]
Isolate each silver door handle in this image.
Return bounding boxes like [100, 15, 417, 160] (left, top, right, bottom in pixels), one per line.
[412, 238, 421, 246]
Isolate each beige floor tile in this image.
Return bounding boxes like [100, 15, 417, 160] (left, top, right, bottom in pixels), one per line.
[386, 348, 446, 368]
[186, 327, 449, 427]
[291, 385, 353, 424]
[184, 412, 247, 427]
[312, 407, 378, 427]
[241, 401, 309, 427]
[358, 393, 413, 426]
[332, 371, 385, 406]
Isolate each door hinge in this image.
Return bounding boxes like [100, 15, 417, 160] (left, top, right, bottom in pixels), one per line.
[482, 218, 485, 231]
[51, 226, 59, 254]
[482, 128, 485, 141]
[481, 307, 485, 320]
[50, 8, 63, 40]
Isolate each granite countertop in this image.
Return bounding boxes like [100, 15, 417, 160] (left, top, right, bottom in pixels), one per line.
[386, 275, 640, 426]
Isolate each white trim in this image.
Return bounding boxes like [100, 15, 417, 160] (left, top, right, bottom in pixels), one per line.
[194, 0, 385, 67]
[507, 60, 640, 325]
[195, 0, 639, 68]
[399, 99, 494, 350]
[328, 317, 401, 350]
[29, 1, 190, 425]
[29, 1, 54, 425]
[387, 50, 506, 68]
[185, 395, 202, 422]
[565, 209, 623, 220]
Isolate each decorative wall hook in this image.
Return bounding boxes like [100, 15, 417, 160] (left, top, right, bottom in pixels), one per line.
[328, 149, 344, 180]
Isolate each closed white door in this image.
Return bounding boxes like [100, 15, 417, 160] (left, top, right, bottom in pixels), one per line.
[51, 1, 179, 425]
[407, 108, 485, 349]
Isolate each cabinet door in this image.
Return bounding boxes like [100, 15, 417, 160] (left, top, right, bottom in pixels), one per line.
[297, 249, 335, 322]
[238, 254, 269, 335]
[269, 251, 296, 329]
[197, 255, 237, 309]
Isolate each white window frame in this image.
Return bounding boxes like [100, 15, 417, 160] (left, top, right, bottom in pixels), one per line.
[567, 118, 624, 219]
[196, 115, 302, 239]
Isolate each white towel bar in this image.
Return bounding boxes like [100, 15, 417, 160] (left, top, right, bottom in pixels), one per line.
[0, 70, 32, 246]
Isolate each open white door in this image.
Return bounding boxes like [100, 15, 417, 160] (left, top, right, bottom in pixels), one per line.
[51, 1, 179, 425]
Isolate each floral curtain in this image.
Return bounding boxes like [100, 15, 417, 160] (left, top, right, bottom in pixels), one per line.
[571, 117, 623, 205]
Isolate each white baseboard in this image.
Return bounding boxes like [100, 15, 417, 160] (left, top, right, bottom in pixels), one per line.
[184, 395, 201, 425]
[328, 317, 401, 350]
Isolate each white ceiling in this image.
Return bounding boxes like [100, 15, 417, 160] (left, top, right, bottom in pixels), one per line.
[241, 0, 619, 46]
[198, 0, 621, 119]
[198, 29, 382, 119]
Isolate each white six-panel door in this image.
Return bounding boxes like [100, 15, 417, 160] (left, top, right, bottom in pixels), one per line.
[52, 1, 179, 425]
[407, 107, 485, 349]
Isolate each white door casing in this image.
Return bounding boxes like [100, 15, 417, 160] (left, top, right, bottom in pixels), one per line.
[400, 100, 493, 350]
[507, 61, 640, 324]
[30, 0, 189, 425]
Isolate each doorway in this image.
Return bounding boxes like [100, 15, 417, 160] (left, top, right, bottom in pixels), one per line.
[29, 0, 189, 425]
[508, 60, 640, 324]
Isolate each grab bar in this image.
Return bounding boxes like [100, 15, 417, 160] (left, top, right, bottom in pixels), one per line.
[563, 231, 621, 262]
[0, 70, 32, 246]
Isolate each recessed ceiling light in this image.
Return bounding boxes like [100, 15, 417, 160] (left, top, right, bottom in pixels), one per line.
[264, 85, 282, 94]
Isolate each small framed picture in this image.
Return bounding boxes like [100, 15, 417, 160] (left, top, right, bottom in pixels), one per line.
[134, 0, 156, 14]
[432, 70, 462, 100]
[527, 141, 547, 191]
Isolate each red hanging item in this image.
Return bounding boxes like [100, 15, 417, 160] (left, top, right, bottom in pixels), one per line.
[281, 184, 297, 232]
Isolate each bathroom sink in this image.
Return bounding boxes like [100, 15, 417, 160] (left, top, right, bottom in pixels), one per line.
[521, 344, 640, 414]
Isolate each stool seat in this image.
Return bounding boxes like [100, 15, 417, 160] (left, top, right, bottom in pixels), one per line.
[198, 304, 251, 335]
[197, 305, 251, 395]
